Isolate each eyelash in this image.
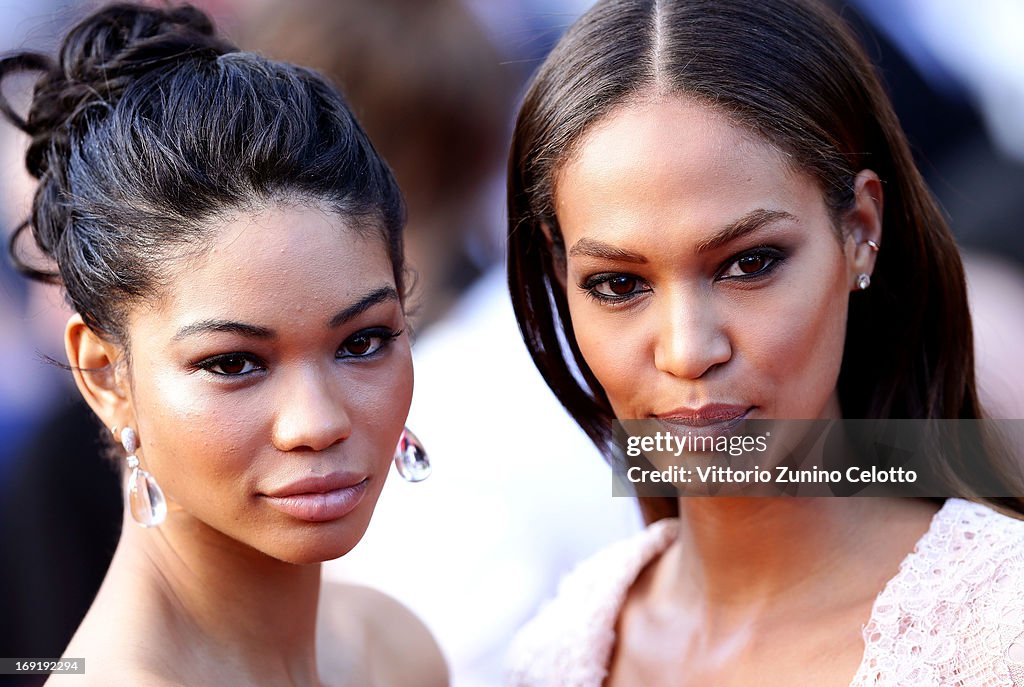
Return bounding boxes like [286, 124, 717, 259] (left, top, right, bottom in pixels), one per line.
[192, 327, 403, 377]
[579, 247, 786, 305]
[338, 327, 403, 360]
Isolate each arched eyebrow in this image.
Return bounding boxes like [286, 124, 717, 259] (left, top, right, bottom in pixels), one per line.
[326, 286, 398, 328]
[568, 238, 647, 263]
[567, 209, 796, 262]
[172, 320, 273, 341]
[694, 209, 796, 253]
[172, 285, 399, 341]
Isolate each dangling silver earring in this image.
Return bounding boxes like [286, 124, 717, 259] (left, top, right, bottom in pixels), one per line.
[119, 427, 167, 527]
[393, 427, 430, 482]
[856, 273, 871, 290]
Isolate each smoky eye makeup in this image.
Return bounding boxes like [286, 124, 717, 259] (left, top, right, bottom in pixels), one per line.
[191, 352, 266, 377]
[578, 272, 652, 305]
[577, 245, 789, 304]
[335, 326, 403, 359]
[716, 245, 788, 281]
[186, 325, 404, 380]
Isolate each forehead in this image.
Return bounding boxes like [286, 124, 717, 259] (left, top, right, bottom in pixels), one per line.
[553, 96, 819, 240]
[141, 201, 393, 323]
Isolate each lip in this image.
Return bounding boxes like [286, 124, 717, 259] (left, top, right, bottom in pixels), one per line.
[654, 404, 752, 435]
[260, 473, 369, 523]
[655, 404, 751, 424]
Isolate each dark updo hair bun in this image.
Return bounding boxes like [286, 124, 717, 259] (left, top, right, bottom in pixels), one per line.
[0, 4, 235, 288]
[1, 3, 405, 343]
[13, 4, 234, 179]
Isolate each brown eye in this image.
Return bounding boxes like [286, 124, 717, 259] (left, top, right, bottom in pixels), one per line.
[721, 249, 784, 280]
[608, 276, 637, 294]
[337, 329, 398, 359]
[202, 354, 260, 376]
[218, 357, 248, 374]
[344, 335, 373, 356]
[737, 254, 767, 274]
[585, 274, 650, 302]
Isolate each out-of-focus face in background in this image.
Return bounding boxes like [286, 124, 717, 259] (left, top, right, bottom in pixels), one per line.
[236, 0, 514, 328]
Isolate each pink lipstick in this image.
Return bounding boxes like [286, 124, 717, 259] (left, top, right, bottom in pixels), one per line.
[260, 473, 368, 522]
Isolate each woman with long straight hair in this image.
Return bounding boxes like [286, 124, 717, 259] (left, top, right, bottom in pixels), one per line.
[505, 0, 1024, 684]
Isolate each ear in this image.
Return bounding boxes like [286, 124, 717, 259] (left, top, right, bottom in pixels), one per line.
[65, 314, 133, 432]
[540, 220, 568, 291]
[843, 169, 883, 290]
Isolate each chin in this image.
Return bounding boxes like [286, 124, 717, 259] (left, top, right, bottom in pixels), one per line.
[276, 546, 355, 566]
[272, 520, 372, 565]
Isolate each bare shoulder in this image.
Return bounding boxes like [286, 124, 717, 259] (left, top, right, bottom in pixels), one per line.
[45, 629, 186, 687]
[318, 581, 449, 687]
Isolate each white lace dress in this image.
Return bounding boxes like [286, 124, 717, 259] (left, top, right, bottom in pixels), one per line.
[506, 499, 1024, 686]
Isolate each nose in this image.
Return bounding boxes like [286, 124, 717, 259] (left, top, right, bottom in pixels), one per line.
[271, 365, 353, 452]
[653, 289, 732, 380]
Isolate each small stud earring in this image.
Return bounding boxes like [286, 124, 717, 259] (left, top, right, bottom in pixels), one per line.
[120, 427, 167, 527]
[866, 240, 880, 252]
[393, 427, 430, 482]
[856, 273, 871, 290]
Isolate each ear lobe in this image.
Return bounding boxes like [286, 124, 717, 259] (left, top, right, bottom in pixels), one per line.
[845, 169, 884, 282]
[65, 314, 131, 430]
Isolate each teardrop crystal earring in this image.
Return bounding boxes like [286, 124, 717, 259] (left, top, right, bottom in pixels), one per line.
[393, 427, 430, 482]
[856, 273, 871, 290]
[119, 427, 167, 527]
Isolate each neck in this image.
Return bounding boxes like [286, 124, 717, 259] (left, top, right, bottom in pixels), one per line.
[654, 498, 938, 626]
[109, 511, 322, 685]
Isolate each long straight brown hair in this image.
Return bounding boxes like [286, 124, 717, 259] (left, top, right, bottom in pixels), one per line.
[507, 0, 1024, 522]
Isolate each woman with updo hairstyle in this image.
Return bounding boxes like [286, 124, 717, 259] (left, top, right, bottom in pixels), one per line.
[1, 3, 445, 685]
[505, 0, 1024, 684]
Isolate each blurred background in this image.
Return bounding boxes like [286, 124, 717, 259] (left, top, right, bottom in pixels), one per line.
[0, 1, 1022, 685]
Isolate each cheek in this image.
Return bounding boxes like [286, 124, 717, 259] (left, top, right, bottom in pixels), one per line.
[348, 342, 414, 458]
[746, 268, 849, 405]
[568, 296, 649, 413]
[129, 342, 414, 519]
[131, 367, 262, 499]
